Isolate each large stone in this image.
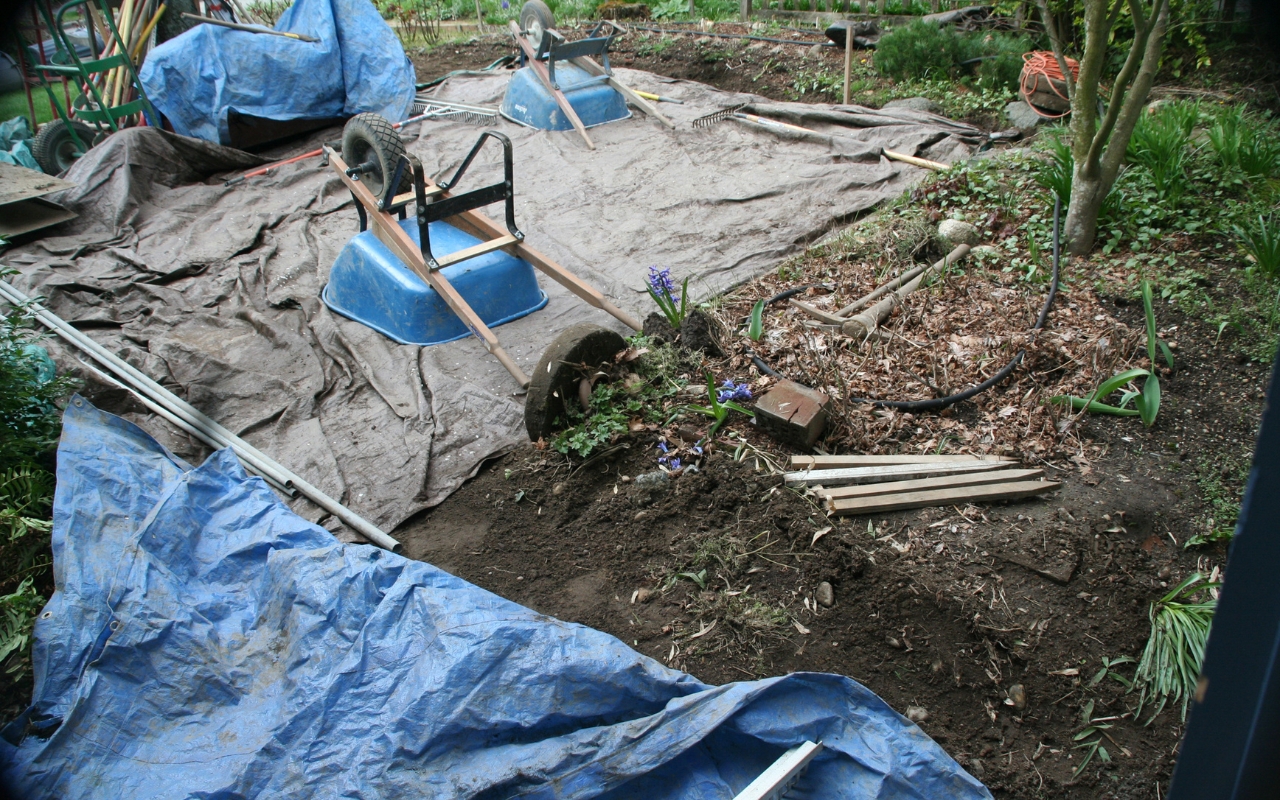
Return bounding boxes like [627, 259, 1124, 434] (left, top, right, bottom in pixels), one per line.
[755, 380, 830, 448]
[884, 97, 943, 116]
[1005, 100, 1044, 130]
[937, 218, 979, 247]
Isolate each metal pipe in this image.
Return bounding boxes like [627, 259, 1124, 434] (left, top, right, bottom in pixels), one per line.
[75, 357, 294, 495]
[0, 280, 400, 551]
[0, 281, 293, 490]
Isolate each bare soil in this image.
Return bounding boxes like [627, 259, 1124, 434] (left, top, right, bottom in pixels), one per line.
[399, 29, 1269, 798]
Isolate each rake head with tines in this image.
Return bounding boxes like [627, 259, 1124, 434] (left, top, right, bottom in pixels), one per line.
[408, 100, 500, 126]
[691, 103, 749, 129]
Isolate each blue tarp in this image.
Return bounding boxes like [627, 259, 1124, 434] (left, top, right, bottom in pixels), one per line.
[138, 0, 415, 145]
[0, 398, 990, 799]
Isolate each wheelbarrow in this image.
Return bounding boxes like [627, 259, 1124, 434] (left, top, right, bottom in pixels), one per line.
[322, 113, 642, 440]
[502, 1, 673, 149]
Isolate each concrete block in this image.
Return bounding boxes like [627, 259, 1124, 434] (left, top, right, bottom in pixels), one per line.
[755, 379, 830, 448]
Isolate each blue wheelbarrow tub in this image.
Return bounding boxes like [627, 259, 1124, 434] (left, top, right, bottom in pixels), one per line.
[500, 62, 631, 131]
[322, 218, 548, 347]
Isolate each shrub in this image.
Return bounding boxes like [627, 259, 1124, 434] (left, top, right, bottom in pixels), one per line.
[970, 32, 1032, 93]
[875, 20, 962, 82]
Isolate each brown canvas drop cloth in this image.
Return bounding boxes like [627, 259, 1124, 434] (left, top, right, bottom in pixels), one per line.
[2, 69, 979, 540]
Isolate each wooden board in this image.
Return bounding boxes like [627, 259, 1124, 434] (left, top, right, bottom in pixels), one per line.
[816, 468, 1044, 500]
[826, 480, 1060, 516]
[784, 460, 1015, 488]
[791, 454, 1017, 469]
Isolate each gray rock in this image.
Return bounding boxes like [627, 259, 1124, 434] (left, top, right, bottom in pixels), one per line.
[816, 581, 835, 607]
[1005, 99, 1044, 130]
[635, 470, 670, 490]
[938, 218, 979, 247]
[905, 706, 930, 723]
[971, 244, 1001, 260]
[884, 97, 943, 115]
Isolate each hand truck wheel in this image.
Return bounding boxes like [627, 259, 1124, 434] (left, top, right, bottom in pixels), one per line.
[525, 323, 626, 442]
[31, 118, 96, 175]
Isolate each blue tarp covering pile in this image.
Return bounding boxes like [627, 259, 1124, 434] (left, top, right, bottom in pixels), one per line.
[0, 398, 990, 798]
[138, 0, 415, 144]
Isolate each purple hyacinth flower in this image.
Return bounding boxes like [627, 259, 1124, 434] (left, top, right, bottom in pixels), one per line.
[648, 265, 678, 301]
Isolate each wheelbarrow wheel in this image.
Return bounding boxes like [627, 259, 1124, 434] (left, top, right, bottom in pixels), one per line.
[341, 113, 411, 200]
[31, 119, 95, 175]
[520, 0, 556, 51]
[525, 323, 626, 442]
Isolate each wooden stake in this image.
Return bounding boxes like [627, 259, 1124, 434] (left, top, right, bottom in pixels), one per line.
[816, 469, 1044, 500]
[883, 149, 950, 171]
[826, 480, 1060, 516]
[842, 244, 969, 339]
[842, 20, 852, 105]
[834, 261, 929, 318]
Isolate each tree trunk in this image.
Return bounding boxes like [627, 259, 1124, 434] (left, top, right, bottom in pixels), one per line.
[1064, 171, 1111, 255]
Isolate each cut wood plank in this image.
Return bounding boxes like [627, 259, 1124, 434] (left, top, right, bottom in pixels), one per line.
[816, 469, 1044, 500]
[791, 454, 1017, 469]
[826, 480, 1060, 516]
[785, 460, 1016, 488]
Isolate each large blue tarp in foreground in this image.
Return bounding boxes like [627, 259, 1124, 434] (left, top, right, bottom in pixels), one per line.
[0, 398, 990, 799]
[138, 0, 414, 144]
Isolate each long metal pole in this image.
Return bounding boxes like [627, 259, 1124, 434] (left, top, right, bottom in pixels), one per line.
[0, 281, 400, 551]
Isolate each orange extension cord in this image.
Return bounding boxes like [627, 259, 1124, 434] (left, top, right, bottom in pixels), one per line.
[1020, 51, 1082, 119]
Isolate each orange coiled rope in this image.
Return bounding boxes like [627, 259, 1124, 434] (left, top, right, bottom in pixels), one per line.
[1020, 51, 1081, 119]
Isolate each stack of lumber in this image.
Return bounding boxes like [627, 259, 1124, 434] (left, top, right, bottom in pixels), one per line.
[784, 454, 1060, 517]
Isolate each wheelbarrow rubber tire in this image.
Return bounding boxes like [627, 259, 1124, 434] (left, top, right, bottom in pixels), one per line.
[525, 323, 626, 442]
[31, 119, 95, 175]
[341, 113, 411, 200]
[520, 0, 556, 51]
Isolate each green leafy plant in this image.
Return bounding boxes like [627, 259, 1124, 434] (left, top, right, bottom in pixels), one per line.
[0, 578, 43, 675]
[1134, 573, 1217, 721]
[0, 467, 54, 544]
[675, 375, 754, 438]
[1210, 105, 1280, 180]
[1035, 132, 1075, 205]
[874, 20, 963, 82]
[967, 32, 1033, 93]
[1126, 103, 1196, 208]
[646, 266, 689, 329]
[1088, 655, 1136, 689]
[1051, 280, 1171, 426]
[1236, 214, 1280, 278]
[0, 297, 75, 472]
[1072, 700, 1116, 778]
[747, 299, 765, 342]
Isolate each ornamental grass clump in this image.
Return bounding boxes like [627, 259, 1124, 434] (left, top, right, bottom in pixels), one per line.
[1134, 573, 1217, 721]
